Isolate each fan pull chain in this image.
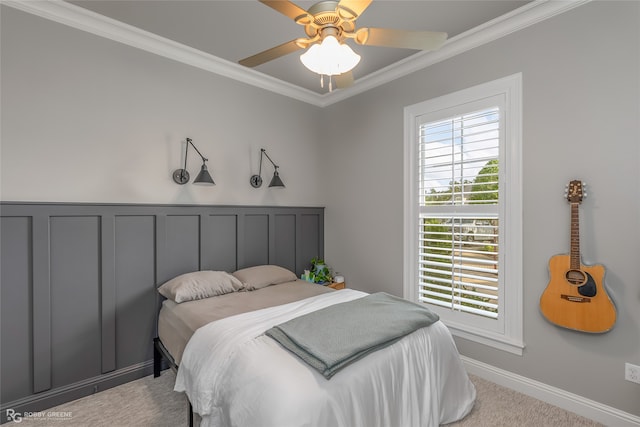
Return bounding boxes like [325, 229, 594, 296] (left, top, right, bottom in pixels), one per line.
[319, 75, 334, 92]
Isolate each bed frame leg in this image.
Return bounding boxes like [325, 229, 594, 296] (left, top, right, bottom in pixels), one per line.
[153, 337, 162, 378]
[153, 337, 192, 425]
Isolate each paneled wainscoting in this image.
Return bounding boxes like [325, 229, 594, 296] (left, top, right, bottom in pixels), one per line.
[0, 202, 324, 422]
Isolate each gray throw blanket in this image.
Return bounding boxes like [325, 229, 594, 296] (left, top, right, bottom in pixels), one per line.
[265, 292, 439, 379]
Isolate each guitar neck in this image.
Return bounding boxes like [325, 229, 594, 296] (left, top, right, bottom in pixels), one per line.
[570, 202, 580, 269]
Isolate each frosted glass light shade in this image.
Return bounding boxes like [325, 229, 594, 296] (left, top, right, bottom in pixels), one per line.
[300, 36, 361, 76]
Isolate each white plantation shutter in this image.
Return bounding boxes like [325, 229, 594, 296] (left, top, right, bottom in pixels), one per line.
[418, 108, 500, 319]
[404, 74, 523, 354]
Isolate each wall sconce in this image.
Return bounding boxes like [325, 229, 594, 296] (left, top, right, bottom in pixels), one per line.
[250, 148, 285, 188]
[172, 138, 215, 185]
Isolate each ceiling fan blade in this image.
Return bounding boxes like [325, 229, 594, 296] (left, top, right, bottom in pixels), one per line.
[334, 71, 354, 89]
[239, 39, 303, 68]
[336, 0, 372, 20]
[356, 27, 448, 51]
[259, 0, 313, 24]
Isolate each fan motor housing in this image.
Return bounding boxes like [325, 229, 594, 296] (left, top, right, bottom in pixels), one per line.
[304, 1, 355, 39]
[308, 1, 340, 16]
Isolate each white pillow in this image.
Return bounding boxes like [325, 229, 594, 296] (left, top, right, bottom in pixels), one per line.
[232, 265, 298, 291]
[158, 270, 244, 303]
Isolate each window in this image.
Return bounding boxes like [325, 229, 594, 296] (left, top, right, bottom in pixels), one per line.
[404, 74, 524, 354]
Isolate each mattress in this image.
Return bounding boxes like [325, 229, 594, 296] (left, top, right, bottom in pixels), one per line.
[158, 279, 333, 364]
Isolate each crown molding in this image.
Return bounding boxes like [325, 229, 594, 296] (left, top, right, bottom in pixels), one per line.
[1, 0, 322, 105]
[3, 0, 590, 108]
[319, 0, 591, 106]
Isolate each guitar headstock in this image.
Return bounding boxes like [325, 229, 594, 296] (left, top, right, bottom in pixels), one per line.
[565, 180, 586, 204]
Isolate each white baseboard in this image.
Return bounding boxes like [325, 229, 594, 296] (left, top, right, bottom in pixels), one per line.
[461, 356, 640, 427]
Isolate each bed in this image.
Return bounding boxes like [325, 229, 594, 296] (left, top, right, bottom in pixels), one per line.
[153, 265, 476, 427]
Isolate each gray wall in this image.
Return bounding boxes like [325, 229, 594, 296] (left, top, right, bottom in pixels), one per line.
[321, 1, 639, 417]
[0, 203, 324, 418]
[1, 0, 639, 420]
[0, 6, 324, 206]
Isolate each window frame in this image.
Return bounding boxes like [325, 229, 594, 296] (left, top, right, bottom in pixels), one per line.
[403, 74, 524, 355]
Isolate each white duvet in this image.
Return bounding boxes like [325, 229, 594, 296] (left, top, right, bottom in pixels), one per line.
[175, 289, 475, 427]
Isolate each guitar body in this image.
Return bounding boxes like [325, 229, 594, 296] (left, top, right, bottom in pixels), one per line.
[540, 254, 616, 333]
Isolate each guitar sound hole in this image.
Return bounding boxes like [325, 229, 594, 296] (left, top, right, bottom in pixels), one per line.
[566, 269, 587, 285]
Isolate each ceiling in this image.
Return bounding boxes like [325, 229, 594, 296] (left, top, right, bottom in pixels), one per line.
[65, 0, 532, 94]
[8, 0, 589, 105]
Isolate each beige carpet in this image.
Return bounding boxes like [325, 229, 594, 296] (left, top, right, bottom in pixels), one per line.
[444, 374, 603, 427]
[34, 371, 603, 426]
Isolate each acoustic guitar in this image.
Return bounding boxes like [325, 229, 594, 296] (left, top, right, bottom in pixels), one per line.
[539, 180, 616, 333]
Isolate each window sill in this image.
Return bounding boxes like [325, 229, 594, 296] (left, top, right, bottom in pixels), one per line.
[444, 321, 525, 356]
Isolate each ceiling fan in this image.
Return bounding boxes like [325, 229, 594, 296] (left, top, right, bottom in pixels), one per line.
[239, 0, 448, 90]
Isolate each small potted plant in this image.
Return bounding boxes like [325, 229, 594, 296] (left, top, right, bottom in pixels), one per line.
[309, 257, 332, 284]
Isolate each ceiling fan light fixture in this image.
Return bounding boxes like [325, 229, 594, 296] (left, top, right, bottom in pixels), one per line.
[300, 35, 360, 76]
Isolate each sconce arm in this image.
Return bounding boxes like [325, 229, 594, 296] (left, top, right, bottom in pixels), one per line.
[261, 148, 278, 169]
[187, 138, 208, 163]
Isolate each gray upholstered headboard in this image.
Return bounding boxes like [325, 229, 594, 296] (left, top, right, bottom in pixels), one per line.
[0, 202, 323, 420]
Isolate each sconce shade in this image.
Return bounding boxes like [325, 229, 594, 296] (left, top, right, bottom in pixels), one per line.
[193, 163, 215, 185]
[269, 170, 285, 188]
